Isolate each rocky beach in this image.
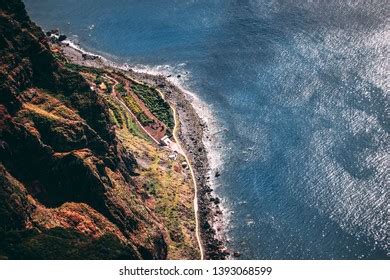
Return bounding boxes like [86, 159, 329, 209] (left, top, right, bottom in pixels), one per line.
[58, 41, 229, 259]
[2, 0, 388, 264]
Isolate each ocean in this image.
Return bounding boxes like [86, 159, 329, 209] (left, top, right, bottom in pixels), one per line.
[24, 0, 389, 259]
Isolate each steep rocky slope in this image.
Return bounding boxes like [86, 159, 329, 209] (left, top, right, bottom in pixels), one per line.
[0, 0, 169, 259]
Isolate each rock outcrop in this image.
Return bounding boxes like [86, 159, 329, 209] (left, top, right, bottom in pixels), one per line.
[0, 0, 167, 259]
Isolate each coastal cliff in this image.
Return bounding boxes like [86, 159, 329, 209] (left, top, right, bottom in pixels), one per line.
[0, 0, 200, 259]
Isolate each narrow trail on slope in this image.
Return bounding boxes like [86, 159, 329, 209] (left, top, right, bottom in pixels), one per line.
[170, 105, 205, 260]
[108, 73, 205, 260]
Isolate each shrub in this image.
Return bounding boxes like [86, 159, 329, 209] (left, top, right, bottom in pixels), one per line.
[131, 84, 174, 129]
[115, 83, 126, 94]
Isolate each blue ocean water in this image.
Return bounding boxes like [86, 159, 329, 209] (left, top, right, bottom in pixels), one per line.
[24, 0, 389, 259]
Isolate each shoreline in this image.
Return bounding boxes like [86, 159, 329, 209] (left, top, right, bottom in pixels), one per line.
[57, 40, 230, 259]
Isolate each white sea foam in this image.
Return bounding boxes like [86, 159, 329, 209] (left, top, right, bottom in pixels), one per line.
[63, 39, 227, 183]
[63, 39, 130, 71]
[131, 64, 236, 246]
[63, 40, 94, 56]
[63, 39, 226, 173]
[62, 39, 232, 244]
[131, 63, 226, 173]
[130, 64, 236, 248]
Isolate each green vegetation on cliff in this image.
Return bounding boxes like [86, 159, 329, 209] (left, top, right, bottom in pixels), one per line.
[0, 0, 167, 260]
[0, 0, 199, 260]
[103, 95, 149, 141]
[131, 83, 174, 129]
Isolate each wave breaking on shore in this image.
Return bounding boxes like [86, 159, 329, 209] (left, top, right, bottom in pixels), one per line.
[59, 38, 233, 258]
[131, 62, 232, 247]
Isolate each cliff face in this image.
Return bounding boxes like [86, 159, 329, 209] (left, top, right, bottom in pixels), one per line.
[0, 0, 167, 259]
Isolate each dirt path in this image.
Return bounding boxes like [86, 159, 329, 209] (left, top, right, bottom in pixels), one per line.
[102, 74, 160, 144]
[126, 74, 205, 260]
[118, 75, 205, 259]
[60, 44, 206, 259]
[94, 71, 204, 259]
[171, 105, 205, 260]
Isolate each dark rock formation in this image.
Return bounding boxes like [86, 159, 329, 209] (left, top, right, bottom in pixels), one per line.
[0, 0, 167, 260]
